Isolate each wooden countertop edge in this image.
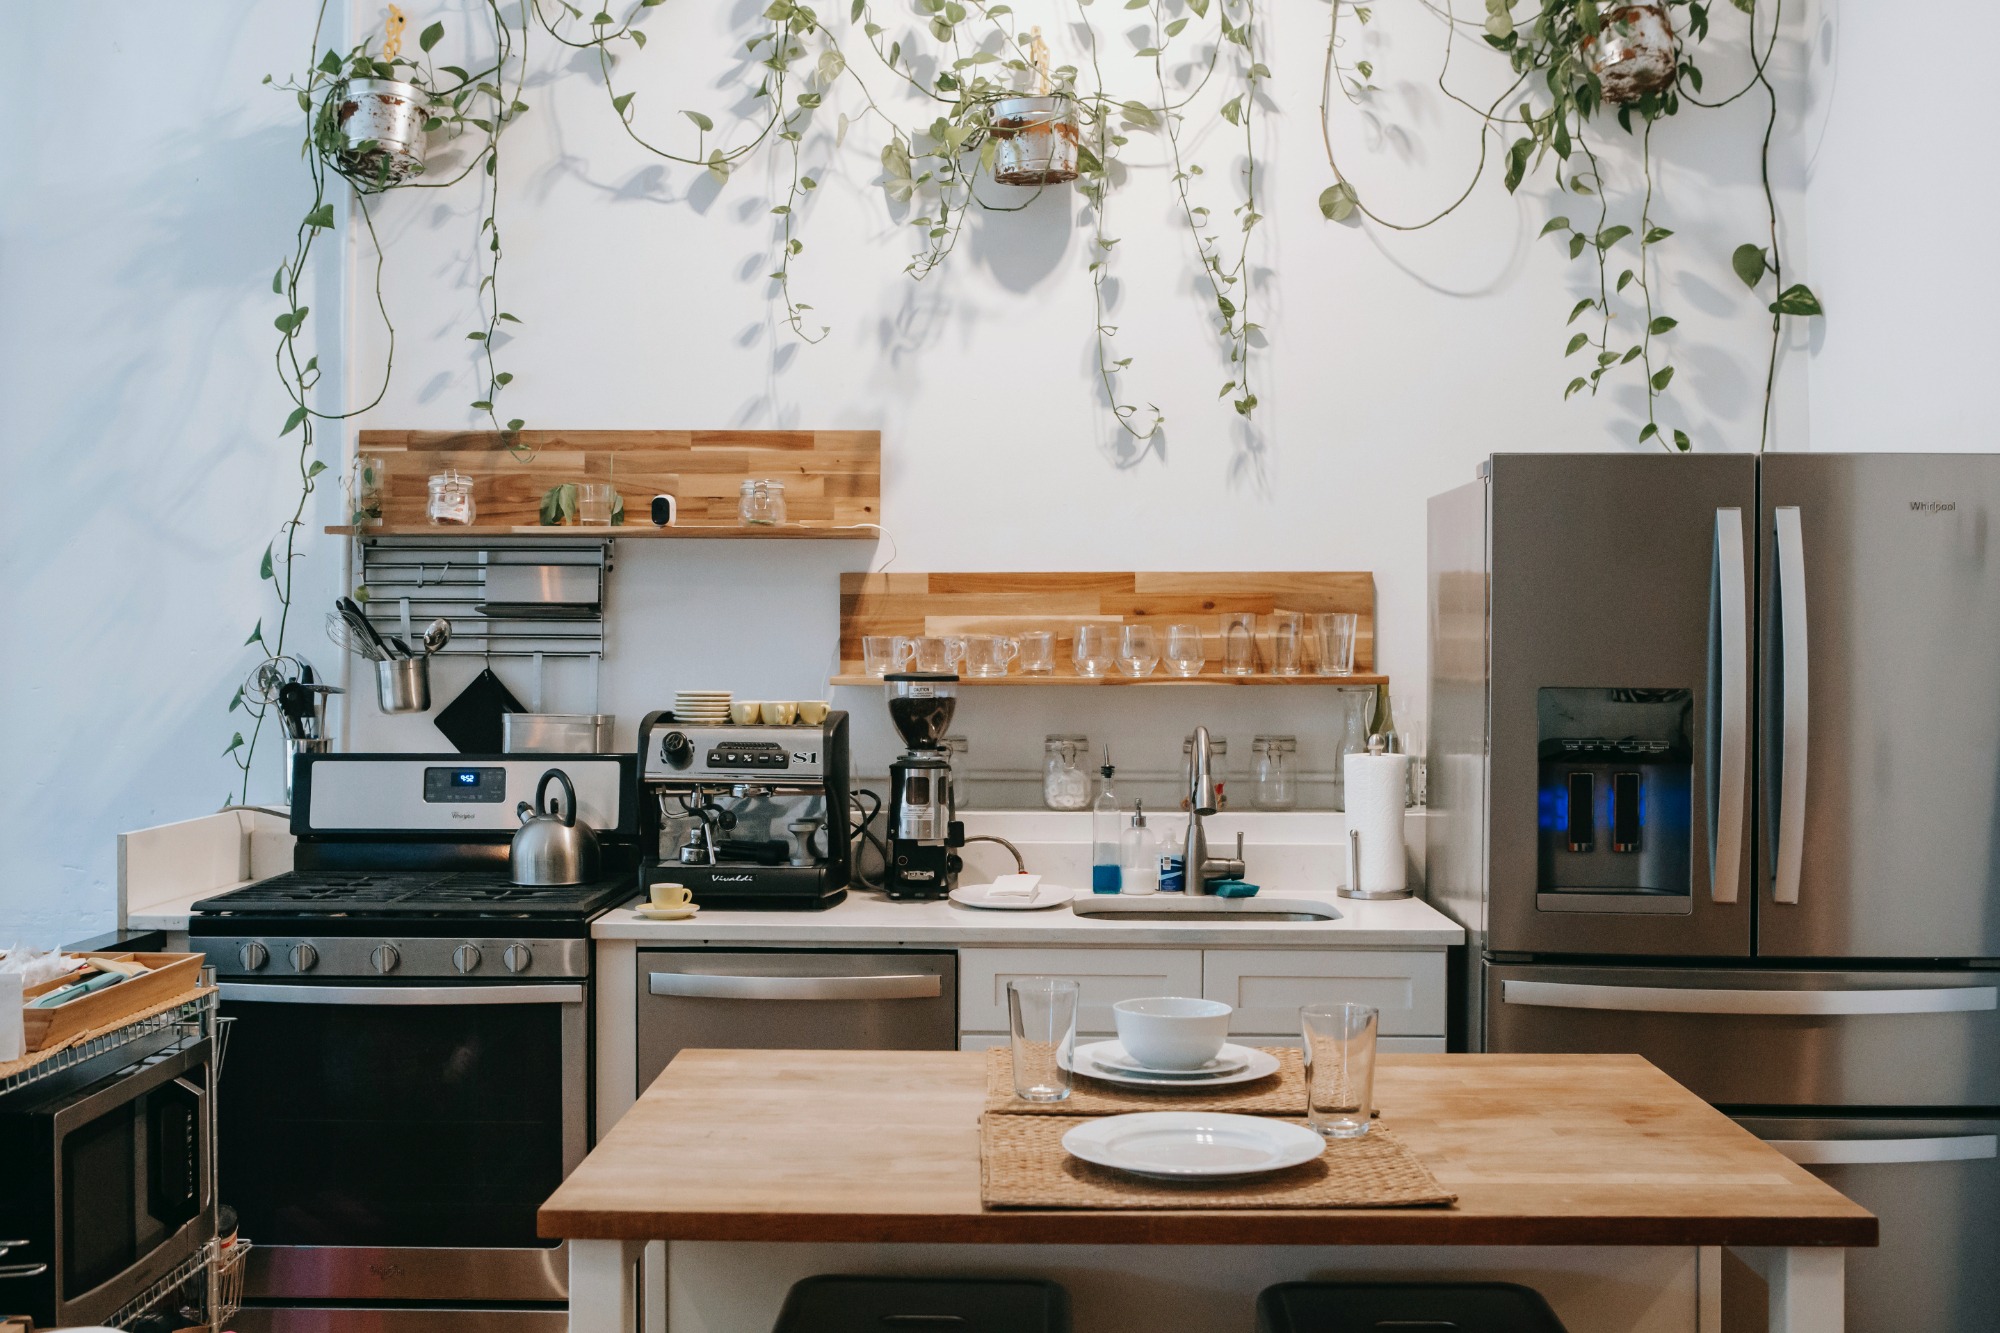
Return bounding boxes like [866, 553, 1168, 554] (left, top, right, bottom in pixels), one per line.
[536, 1209, 1877, 1249]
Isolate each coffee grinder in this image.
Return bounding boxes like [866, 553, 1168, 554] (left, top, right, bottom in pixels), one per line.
[883, 672, 964, 899]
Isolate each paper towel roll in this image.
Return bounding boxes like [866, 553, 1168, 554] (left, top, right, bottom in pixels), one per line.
[1343, 752, 1409, 895]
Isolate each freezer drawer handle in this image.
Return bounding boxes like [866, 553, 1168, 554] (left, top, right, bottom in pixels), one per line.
[1768, 1135, 1997, 1166]
[1501, 979, 1998, 1016]
[649, 972, 944, 1001]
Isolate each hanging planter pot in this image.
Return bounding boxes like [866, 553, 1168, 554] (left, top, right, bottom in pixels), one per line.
[326, 78, 429, 188]
[989, 95, 1080, 186]
[1581, 4, 1677, 104]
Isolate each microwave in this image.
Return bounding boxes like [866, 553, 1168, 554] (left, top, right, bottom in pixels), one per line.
[0, 1036, 215, 1328]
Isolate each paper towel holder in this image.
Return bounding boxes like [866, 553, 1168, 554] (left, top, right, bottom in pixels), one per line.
[1337, 736, 1414, 901]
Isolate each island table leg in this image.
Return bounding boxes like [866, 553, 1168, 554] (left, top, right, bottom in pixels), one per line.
[1731, 1246, 1844, 1333]
[570, 1237, 647, 1333]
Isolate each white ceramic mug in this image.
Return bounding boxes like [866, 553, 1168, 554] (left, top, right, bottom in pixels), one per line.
[650, 882, 693, 909]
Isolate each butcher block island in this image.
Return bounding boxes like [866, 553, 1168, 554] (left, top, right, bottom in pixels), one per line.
[540, 1050, 1873, 1333]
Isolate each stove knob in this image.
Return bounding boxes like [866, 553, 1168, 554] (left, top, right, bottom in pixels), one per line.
[503, 943, 533, 974]
[238, 942, 269, 972]
[289, 943, 319, 973]
[453, 944, 483, 974]
[371, 944, 401, 974]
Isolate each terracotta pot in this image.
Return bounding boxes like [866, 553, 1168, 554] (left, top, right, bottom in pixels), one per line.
[1581, 4, 1676, 104]
[330, 78, 429, 186]
[989, 95, 1080, 186]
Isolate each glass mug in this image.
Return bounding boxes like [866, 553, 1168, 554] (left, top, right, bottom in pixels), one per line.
[1117, 624, 1159, 678]
[1017, 630, 1056, 675]
[905, 635, 964, 673]
[1219, 612, 1257, 675]
[1164, 623, 1206, 677]
[960, 634, 1019, 679]
[862, 635, 911, 677]
[1072, 624, 1117, 678]
[1268, 611, 1306, 676]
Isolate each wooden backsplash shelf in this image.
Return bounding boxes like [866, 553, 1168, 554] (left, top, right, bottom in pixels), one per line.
[835, 571, 1381, 686]
[327, 428, 879, 537]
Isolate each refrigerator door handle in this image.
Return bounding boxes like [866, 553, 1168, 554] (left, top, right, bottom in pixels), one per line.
[1501, 979, 1998, 1016]
[1766, 1135, 1998, 1167]
[1772, 505, 1810, 904]
[1711, 507, 1749, 905]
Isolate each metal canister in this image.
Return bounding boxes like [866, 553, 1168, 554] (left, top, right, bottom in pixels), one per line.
[989, 95, 1080, 185]
[329, 78, 429, 186]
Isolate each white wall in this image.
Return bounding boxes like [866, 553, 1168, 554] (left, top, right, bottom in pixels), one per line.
[2, 0, 1846, 943]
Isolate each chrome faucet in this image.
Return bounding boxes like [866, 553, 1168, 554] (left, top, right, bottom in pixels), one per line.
[1184, 726, 1246, 896]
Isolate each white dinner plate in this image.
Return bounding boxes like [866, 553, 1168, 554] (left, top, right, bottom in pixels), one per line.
[1087, 1042, 1251, 1077]
[1062, 1112, 1325, 1180]
[947, 883, 1076, 911]
[1067, 1041, 1280, 1088]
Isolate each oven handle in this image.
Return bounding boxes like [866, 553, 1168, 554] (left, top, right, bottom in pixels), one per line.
[218, 983, 584, 1006]
[1501, 979, 1998, 1016]
[1766, 1135, 1997, 1166]
[649, 972, 943, 1001]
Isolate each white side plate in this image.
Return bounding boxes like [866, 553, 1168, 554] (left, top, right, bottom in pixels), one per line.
[1068, 1041, 1280, 1088]
[948, 884, 1077, 911]
[1062, 1111, 1325, 1179]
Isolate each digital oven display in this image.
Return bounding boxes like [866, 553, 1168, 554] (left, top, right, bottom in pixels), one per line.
[423, 766, 507, 802]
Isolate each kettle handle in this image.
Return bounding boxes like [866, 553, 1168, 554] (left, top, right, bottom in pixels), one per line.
[536, 769, 578, 828]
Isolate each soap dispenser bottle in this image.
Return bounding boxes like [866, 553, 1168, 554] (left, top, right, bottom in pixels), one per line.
[1091, 748, 1122, 894]
[1119, 801, 1160, 896]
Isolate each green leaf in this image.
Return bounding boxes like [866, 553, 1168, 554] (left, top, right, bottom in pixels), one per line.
[304, 202, 336, 230]
[1317, 182, 1358, 222]
[1540, 216, 1571, 237]
[471, 399, 493, 411]
[229, 687, 245, 713]
[1642, 226, 1673, 244]
[1568, 299, 1594, 325]
[467, 330, 487, 341]
[613, 92, 636, 115]
[281, 406, 308, 435]
[420, 20, 444, 51]
[1565, 332, 1589, 356]
[1730, 0, 1753, 11]
[1651, 365, 1675, 391]
[707, 148, 731, 184]
[683, 109, 714, 131]
[630, 29, 646, 47]
[307, 460, 329, 478]
[272, 265, 286, 295]
[1568, 233, 1587, 260]
[1639, 422, 1660, 444]
[1616, 268, 1635, 292]
[1564, 376, 1587, 400]
[224, 732, 245, 757]
[1504, 137, 1533, 192]
[1731, 242, 1767, 288]
[1120, 101, 1160, 128]
[1770, 283, 1824, 317]
[1648, 316, 1678, 335]
[1596, 224, 1632, 249]
[494, 371, 514, 386]
[497, 312, 522, 323]
[1673, 429, 1692, 452]
[318, 48, 343, 75]
[259, 544, 275, 579]
[1165, 16, 1188, 34]
[1621, 345, 1644, 364]
[244, 620, 265, 647]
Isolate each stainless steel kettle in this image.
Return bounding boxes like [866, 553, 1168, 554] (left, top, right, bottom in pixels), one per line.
[511, 768, 601, 886]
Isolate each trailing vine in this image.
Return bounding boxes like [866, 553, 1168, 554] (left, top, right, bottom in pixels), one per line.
[1317, 0, 1821, 453]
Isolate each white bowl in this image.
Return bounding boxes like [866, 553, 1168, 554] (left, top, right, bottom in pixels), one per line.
[1112, 996, 1233, 1071]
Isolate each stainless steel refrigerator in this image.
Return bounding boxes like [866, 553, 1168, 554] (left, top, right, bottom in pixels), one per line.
[1427, 453, 2000, 1333]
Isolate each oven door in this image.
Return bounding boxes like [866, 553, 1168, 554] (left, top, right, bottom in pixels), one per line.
[215, 982, 586, 1305]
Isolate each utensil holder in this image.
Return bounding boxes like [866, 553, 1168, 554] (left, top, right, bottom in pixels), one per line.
[287, 737, 331, 805]
[376, 656, 432, 713]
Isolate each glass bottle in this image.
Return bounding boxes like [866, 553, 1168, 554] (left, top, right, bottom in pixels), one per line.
[1119, 801, 1161, 895]
[1091, 749, 1122, 894]
[1042, 735, 1090, 811]
[1331, 686, 1378, 812]
[1251, 735, 1298, 811]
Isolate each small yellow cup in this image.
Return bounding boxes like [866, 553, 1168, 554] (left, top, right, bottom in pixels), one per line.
[796, 700, 831, 725]
[649, 882, 693, 909]
[729, 701, 761, 725]
[761, 701, 800, 725]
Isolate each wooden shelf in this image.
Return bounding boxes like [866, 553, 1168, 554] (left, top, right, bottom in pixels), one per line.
[327, 523, 876, 540]
[829, 672, 1387, 687]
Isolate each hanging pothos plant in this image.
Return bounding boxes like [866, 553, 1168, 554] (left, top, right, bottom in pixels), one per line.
[1317, 0, 1821, 453]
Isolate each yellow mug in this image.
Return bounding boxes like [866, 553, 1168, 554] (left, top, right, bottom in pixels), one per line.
[729, 701, 761, 725]
[649, 882, 693, 909]
[761, 701, 800, 725]
[796, 700, 830, 725]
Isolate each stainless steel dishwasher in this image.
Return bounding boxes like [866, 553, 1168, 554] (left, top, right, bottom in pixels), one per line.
[637, 950, 958, 1088]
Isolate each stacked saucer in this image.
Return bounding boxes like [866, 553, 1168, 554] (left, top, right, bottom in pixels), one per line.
[674, 690, 732, 723]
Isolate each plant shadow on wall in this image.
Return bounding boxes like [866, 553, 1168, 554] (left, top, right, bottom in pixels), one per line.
[230, 0, 1278, 796]
[1316, 0, 1821, 454]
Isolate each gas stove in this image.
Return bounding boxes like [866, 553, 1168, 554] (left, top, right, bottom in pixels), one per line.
[194, 868, 636, 917]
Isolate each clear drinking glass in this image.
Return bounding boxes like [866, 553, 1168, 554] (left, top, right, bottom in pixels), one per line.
[1314, 612, 1358, 676]
[906, 635, 964, 673]
[862, 635, 910, 677]
[1269, 611, 1306, 676]
[1008, 977, 1079, 1102]
[960, 635, 1018, 678]
[577, 482, 615, 525]
[1018, 630, 1056, 674]
[1073, 624, 1117, 678]
[1117, 624, 1159, 678]
[1164, 623, 1206, 677]
[1301, 1001, 1378, 1138]
[1220, 612, 1258, 675]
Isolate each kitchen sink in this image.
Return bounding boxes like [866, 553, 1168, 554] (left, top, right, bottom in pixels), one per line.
[1070, 897, 1343, 923]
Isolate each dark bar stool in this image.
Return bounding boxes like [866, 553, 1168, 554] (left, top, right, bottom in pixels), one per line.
[772, 1275, 1072, 1333]
[1257, 1281, 1569, 1332]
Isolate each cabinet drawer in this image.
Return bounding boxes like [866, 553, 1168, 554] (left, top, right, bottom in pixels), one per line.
[959, 948, 1203, 1035]
[1203, 950, 1446, 1036]
[1235, 1034, 1447, 1054]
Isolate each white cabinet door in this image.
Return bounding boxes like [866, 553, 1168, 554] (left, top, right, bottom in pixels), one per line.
[1202, 950, 1446, 1037]
[959, 948, 1204, 1037]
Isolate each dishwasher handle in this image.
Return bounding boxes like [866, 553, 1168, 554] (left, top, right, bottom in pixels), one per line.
[649, 971, 944, 1002]
[1501, 979, 1998, 1016]
[1767, 1135, 1998, 1166]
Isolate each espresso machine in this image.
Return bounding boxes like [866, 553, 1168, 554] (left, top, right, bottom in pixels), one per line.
[883, 673, 964, 899]
[638, 709, 852, 909]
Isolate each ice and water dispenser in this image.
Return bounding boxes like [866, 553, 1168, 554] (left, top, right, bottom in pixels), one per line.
[1536, 688, 1693, 909]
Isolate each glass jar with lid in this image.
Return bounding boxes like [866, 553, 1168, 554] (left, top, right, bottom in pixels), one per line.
[1251, 735, 1298, 811]
[1042, 734, 1090, 811]
[739, 478, 787, 526]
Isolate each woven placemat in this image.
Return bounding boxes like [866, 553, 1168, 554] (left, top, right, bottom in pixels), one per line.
[984, 1043, 1307, 1116]
[980, 1113, 1455, 1210]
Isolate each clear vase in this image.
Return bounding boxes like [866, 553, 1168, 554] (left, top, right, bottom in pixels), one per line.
[1331, 686, 1378, 812]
